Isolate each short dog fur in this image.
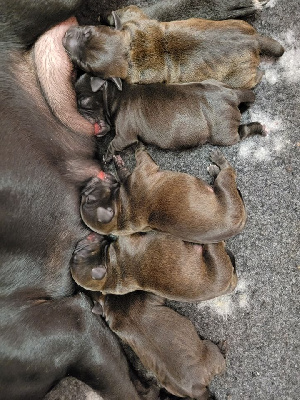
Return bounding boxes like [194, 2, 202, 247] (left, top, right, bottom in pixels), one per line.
[80, 148, 247, 243]
[64, 5, 284, 88]
[70, 231, 237, 301]
[75, 73, 265, 161]
[93, 291, 226, 400]
[1, 0, 269, 398]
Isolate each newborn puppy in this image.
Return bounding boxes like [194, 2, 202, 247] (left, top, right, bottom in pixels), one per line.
[70, 232, 237, 302]
[93, 291, 226, 400]
[63, 5, 284, 88]
[80, 148, 247, 243]
[75, 73, 264, 162]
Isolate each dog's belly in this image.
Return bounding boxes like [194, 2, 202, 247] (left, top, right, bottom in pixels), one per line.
[0, 120, 89, 298]
[0, 19, 97, 299]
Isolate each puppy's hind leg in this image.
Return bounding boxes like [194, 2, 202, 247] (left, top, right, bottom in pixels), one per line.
[257, 34, 285, 57]
[209, 150, 247, 238]
[238, 122, 266, 140]
[201, 243, 238, 299]
[143, 0, 267, 21]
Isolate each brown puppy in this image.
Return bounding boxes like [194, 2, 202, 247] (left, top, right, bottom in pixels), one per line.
[80, 148, 247, 243]
[75, 73, 265, 162]
[93, 291, 226, 400]
[70, 231, 237, 301]
[63, 5, 284, 88]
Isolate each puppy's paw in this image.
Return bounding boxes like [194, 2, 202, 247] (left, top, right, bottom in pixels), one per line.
[207, 164, 220, 178]
[209, 149, 229, 169]
[113, 154, 125, 169]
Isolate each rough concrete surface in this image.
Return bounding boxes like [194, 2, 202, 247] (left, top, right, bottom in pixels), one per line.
[45, 1, 299, 399]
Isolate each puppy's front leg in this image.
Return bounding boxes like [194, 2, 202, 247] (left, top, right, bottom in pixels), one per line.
[105, 130, 139, 163]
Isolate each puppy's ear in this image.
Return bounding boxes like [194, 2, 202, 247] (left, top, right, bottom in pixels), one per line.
[97, 206, 115, 224]
[110, 77, 122, 91]
[112, 11, 123, 31]
[90, 76, 107, 92]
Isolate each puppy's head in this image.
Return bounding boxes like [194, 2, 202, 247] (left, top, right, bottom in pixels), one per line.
[62, 23, 128, 79]
[75, 73, 110, 136]
[80, 173, 119, 233]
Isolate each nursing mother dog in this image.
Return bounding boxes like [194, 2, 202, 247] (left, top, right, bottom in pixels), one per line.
[0, 0, 271, 399]
[0, 1, 151, 399]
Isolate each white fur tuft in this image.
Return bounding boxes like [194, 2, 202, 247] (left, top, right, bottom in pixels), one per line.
[265, 0, 278, 8]
[252, 0, 263, 10]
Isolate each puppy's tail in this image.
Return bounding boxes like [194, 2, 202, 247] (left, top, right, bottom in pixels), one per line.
[257, 34, 285, 57]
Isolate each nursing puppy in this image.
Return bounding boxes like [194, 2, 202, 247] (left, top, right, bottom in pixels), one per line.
[80, 148, 247, 243]
[92, 291, 226, 400]
[70, 231, 237, 301]
[75, 73, 264, 161]
[63, 5, 284, 88]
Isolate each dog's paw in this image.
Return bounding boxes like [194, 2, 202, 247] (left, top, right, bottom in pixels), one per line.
[113, 154, 125, 169]
[207, 164, 220, 178]
[209, 149, 228, 169]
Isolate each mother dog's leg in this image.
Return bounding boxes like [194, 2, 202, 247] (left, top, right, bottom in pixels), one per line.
[0, 293, 144, 400]
[0, 0, 83, 45]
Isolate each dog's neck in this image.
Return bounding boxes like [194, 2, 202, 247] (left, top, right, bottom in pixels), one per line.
[33, 17, 94, 135]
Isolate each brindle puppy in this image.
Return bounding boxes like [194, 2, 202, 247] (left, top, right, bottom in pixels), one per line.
[80, 148, 247, 243]
[75, 73, 265, 162]
[63, 5, 284, 88]
[70, 231, 237, 301]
